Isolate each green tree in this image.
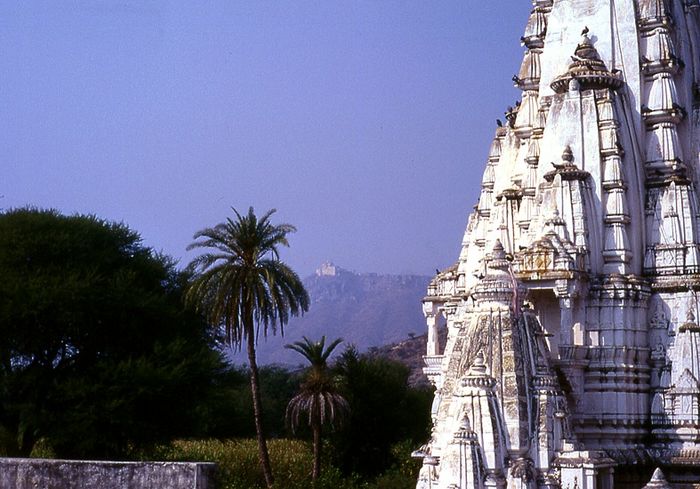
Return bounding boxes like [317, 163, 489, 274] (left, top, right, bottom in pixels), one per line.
[0, 208, 224, 458]
[186, 363, 302, 443]
[331, 347, 433, 479]
[185, 207, 309, 488]
[286, 336, 349, 482]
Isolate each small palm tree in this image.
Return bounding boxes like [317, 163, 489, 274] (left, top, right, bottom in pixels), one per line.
[186, 207, 309, 488]
[286, 336, 349, 481]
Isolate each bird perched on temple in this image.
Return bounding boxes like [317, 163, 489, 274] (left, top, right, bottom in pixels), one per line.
[496, 119, 503, 127]
[581, 26, 589, 36]
[512, 75, 521, 85]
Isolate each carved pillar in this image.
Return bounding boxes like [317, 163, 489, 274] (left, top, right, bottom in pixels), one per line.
[639, 1, 700, 280]
[519, 105, 547, 241]
[597, 90, 632, 274]
[558, 295, 573, 346]
[427, 315, 440, 356]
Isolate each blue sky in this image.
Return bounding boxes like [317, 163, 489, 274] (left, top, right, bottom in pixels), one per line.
[2, 1, 531, 276]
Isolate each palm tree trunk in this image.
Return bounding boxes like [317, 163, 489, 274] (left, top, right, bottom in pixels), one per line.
[312, 421, 321, 481]
[246, 324, 274, 488]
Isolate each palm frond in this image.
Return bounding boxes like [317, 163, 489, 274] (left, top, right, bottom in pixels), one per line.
[285, 335, 349, 433]
[286, 389, 350, 433]
[285, 335, 343, 369]
[185, 207, 309, 349]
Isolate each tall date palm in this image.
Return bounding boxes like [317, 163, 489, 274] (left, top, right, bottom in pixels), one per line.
[286, 336, 349, 481]
[186, 207, 309, 488]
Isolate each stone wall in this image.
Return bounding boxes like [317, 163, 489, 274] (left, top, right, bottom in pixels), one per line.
[0, 457, 216, 489]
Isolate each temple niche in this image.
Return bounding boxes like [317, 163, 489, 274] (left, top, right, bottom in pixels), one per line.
[415, 1, 700, 488]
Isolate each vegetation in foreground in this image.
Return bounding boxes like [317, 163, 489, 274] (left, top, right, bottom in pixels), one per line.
[141, 348, 433, 488]
[0, 208, 224, 458]
[151, 438, 422, 489]
[0, 208, 433, 488]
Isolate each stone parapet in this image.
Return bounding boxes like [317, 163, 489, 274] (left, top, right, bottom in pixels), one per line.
[0, 458, 216, 489]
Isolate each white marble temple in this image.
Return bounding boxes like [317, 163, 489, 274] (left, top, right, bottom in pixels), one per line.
[416, 1, 700, 487]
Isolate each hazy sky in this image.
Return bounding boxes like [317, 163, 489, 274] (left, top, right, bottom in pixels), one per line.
[2, 1, 531, 276]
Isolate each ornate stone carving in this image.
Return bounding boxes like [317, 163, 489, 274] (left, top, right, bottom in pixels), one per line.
[642, 468, 672, 489]
[416, 0, 700, 486]
[550, 32, 623, 94]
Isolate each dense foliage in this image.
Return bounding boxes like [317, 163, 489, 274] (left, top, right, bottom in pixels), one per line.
[0, 208, 225, 458]
[198, 365, 301, 440]
[0, 208, 433, 487]
[154, 438, 420, 489]
[200, 351, 433, 484]
[331, 347, 433, 478]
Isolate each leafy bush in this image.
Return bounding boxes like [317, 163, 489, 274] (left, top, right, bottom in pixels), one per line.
[153, 438, 420, 489]
[190, 365, 301, 440]
[154, 438, 357, 489]
[330, 347, 432, 478]
[29, 438, 56, 459]
[371, 441, 423, 489]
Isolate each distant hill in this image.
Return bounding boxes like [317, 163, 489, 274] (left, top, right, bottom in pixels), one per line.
[231, 263, 431, 367]
[368, 327, 447, 388]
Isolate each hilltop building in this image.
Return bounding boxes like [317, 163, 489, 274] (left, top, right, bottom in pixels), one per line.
[417, 1, 700, 487]
[316, 262, 341, 277]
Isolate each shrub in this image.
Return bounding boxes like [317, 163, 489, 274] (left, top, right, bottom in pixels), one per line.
[29, 438, 56, 459]
[155, 438, 362, 489]
[370, 441, 423, 489]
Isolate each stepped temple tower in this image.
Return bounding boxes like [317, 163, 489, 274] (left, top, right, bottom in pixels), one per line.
[417, 1, 700, 487]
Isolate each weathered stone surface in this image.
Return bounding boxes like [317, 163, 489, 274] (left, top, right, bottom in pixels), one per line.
[417, 0, 700, 487]
[644, 468, 672, 489]
[0, 458, 216, 489]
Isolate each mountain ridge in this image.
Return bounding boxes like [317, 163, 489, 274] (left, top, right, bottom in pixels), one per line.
[232, 263, 431, 367]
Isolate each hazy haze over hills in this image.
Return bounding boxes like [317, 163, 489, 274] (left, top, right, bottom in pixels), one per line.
[230, 263, 431, 367]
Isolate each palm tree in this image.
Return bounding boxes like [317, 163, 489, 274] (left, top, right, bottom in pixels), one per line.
[286, 336, 349, 481]
[186, 207, 309, 488]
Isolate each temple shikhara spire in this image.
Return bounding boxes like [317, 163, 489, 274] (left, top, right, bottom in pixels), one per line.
[416, 1, 700, 487]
